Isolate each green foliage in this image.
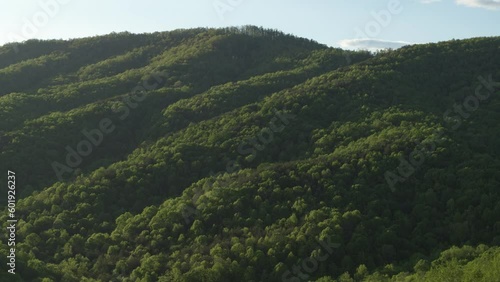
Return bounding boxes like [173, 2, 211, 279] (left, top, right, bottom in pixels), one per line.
[0, 27, 499, 281]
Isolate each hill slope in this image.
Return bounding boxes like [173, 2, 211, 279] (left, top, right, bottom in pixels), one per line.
[0, 27, 499, 281]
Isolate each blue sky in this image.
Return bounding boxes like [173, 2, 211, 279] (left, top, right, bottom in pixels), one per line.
[0, 0, 499, 51]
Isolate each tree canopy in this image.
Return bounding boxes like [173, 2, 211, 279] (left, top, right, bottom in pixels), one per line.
[0, 27, 499, 281]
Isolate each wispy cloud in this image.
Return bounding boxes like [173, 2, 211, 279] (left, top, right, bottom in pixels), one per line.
[418, 0, 500, 10]
[418, 0, 442, 3]
[339, 38, 411, 52]
[456, 0, 500, 10]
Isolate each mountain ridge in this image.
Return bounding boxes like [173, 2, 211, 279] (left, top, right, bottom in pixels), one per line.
[0, 26, 499, 281]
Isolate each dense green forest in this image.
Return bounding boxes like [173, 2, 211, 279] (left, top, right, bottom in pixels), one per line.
[0, 26, 499, 281]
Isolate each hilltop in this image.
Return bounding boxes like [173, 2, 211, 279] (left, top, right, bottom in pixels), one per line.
[0, 26, 499, 281]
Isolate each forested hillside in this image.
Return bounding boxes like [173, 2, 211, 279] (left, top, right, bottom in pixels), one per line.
[0, 26, 499, 281]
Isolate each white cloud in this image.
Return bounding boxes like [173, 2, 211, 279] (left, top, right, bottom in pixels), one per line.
[419, 0, 442, 3]
[456, 0, 500, 10]
[339, 38, 411, 52]
[417, 0, 500, 9]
